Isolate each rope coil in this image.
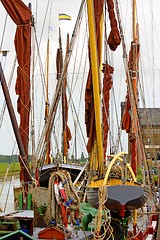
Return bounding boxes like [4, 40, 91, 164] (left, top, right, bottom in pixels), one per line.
[45, 170, 80, 227]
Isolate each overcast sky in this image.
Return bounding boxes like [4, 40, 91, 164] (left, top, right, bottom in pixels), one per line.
[0, 0, 160, 155]
[0, 0, 81, 155]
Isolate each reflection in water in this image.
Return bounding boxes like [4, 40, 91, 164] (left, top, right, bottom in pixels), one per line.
[0, 178, 20, 212]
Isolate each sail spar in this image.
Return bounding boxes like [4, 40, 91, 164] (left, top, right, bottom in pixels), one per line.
[1, 0, 31, 182]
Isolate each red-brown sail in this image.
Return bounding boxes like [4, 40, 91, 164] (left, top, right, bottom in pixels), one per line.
[122, 94, 131, 133]
[1, 0, 31, 182]
[62, 77, 72, 156]
[106, 0, 121, 51]
[56, 31, 71, 157]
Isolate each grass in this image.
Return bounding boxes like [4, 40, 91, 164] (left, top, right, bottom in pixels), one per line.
[0, 162, 20, 178]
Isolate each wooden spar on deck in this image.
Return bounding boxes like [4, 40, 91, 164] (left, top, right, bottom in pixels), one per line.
[86, 0, 104, 175]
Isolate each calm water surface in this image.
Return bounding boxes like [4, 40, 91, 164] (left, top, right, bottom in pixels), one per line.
[0, 177, 20, 212]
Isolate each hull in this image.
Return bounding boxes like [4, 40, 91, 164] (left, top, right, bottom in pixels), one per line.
[0, 230, 34, 240]
[130, 214, 158, 240]
[86, 178, 148, 216]
[39, 163, 84, 187]
[86, 177, 160, 239]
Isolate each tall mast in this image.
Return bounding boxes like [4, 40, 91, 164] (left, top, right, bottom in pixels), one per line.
[62, 33, 70, 163]
[31, 17, 36, 176]
[36, 0, 86, 164]
[132, 0, 138, 99]
[130, 0, 139, 174]
[44, 38, 51, 165]
[56, 27, 70, 163]
[86, 0, 104, 175]
[132, 0, 136, 41]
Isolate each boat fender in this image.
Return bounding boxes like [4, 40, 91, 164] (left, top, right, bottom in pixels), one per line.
[54, 180, 61, 205]
[65, 198, 73, 207]
[59, 181, 67, 202]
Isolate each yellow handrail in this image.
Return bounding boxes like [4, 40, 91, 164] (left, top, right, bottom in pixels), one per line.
[103, 152, 127, 186]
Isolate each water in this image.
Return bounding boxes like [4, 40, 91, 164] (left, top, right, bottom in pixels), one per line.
[0, 177, 20, 212]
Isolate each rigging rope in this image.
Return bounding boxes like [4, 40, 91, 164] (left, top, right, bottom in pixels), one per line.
[93, 187, 113, 240]
[114, 0, 157, 205]
[0, 56, 16, 129]
[36, 0, 86, 168]
[0, 12, 8, 50]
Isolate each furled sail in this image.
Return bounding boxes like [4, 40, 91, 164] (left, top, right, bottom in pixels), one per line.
[122, 94, 131, 133]
[1, 0, 31, 182]
[122, 38, 140, 174]
[85, 0, 120, 173]
[106, 0, 121, 51]
[102, 63, 114, 159]
[56, 30, 71, 158]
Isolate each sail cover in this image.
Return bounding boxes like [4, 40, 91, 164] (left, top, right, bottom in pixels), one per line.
[1, 0, 31, 181]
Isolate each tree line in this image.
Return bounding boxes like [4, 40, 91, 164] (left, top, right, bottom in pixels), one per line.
[0, 155, 19, 163]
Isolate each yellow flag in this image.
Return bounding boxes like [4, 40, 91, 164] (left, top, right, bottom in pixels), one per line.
[59, 13, 71, 21]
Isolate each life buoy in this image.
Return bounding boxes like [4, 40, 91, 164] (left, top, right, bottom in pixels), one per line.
[60, 203, 68, 227]
[59, 181, 67, 202]
[54, 180, 68, 229]
[54, 180, 61, 205]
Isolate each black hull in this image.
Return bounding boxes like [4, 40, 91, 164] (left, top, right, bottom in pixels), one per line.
[86, 184, 148, 213]
[39, 163, 83, 187]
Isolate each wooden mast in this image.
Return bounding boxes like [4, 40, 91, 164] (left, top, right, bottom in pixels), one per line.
[132, 0, 138, 104]
[86, 0, 104, 175]
[44, 38, 51, 165]
[131, 0, 139, 234]
[56, 27, 69, 164]
[62, 33, 70, 164]
[130, 0, 138, 175]
[36, 0, 86, 166]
